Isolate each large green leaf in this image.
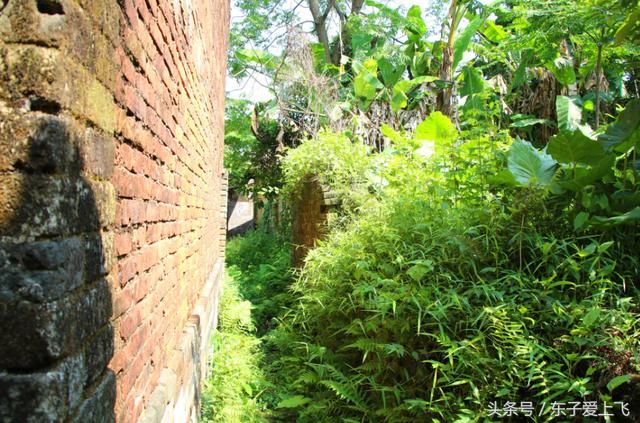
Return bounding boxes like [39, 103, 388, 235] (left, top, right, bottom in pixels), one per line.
[277, 395, 311, 409]
[235, 48, 279, 71]
[592, 207, 640, 225]
[507, 139, 558, 187]
[582, 308, 600, 328]
[461, 94, 484, 112]
[615, 7, 640, 44]
[481, 20, 508, 43]
[546, 56, 576, 85]
[556, 155, 615, 191]
[391, 76, 438, 112]
[548, 130, 605, 165]
[378, 55, 405, 88]
[510, 118, 552, 128]
[352, 32, 375, 58]
[453, 15, 485, 70]
[556, 96, 582, 131]
[459, 66, 485, 96]
[391, 89, 409, 113]
[354, 59, 384, 109]
[414, 112, 457, 144]
[511, 49, 534, 90]
[405, 5, 426, 41]
[599, 100, 640, 152]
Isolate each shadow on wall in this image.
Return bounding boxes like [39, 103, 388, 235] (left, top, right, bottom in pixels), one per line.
[0, 115, 115, 422]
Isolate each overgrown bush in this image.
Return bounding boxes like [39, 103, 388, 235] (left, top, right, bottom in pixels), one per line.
[282, 131, 372, 201]
[264, 112, 640, 422]
[226, 229, 294, 335]
[208, 104, 640, 422]
[201, 274, 268, 422]
[202, 229, 295, 421]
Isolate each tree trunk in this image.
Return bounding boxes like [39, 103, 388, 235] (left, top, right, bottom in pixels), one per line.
[351, 0, 365, 14]
[308, 0, 332, 63]
[594, 43, 603, 129]
[437, 45, 454, 116]
[436, 0, 458, 117]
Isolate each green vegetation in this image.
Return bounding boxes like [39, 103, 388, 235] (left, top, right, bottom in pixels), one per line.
[201, 273, 265, 422]
[265, 108, 640, 421]
[202, 230, 293, 422]
[209, 0, 640, 421]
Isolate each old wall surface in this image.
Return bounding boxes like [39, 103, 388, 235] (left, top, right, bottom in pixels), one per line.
[291, 177, 338, 267]
[0, 0, 229, 422]
[227, 191, 254, 237]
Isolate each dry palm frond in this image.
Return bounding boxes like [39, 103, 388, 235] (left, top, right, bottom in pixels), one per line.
[511, 67, 558, 143]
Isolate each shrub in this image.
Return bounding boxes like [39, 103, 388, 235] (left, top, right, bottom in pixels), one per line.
[265, 115, 640, 422]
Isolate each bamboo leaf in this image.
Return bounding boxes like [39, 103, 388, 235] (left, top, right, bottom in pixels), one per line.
[607, 375, 632, 392]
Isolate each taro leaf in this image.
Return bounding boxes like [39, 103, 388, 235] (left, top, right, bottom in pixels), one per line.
[599, 100, 640, 153]
[379, 55, 405, 88]
[460, 66, 485, 96]
[548, 130, 605, 165]
[277, 395, 311, 409]
[556, 96, 582, 131]
[507, 139, 558, 187]
[453, 15, 485, 70]
[415, 112, 457, 144]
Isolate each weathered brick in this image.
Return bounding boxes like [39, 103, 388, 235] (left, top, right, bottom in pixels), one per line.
[85, 231, 115, 282]
[80, 127, 116, 179]
[115, 231, 133, 256]
[84, 326, 115, 388]
[2, 46, 117, 133]
[0, 279, 111, 369]
[1, 0, 229, 421]
[70, 371, 116, 423]
[0, 237, 84, 302]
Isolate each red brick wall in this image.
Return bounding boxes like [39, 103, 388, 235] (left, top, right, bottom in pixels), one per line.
[0, 1, 229, 422]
